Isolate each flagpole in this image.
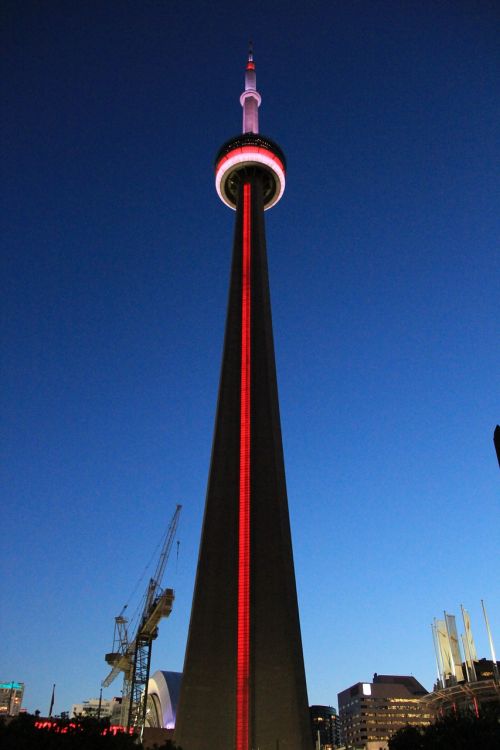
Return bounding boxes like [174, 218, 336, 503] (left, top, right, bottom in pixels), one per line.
[461, 634, 470, 682]
[481, 600, 499, 681]
[8, 682, 15, 716]
[431, 621, 444, 688]
[48, 683, 56, 718]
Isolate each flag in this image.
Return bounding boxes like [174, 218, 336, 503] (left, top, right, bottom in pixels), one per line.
[436, 620, 453, 678]
[463, 608, 478, 662]
[445, 613, 464, 681]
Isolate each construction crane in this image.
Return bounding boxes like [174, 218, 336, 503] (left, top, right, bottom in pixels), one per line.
[102, 503, 182, 731]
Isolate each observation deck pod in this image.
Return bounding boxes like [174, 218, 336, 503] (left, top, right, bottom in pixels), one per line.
[215, 133, 286, 210]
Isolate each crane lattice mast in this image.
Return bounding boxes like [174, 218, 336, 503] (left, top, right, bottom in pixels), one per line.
[102, 504, 182, 731]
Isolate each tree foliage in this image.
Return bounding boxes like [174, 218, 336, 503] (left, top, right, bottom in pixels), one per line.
[0, 714, 181, 750]
[0, 714, 138, 750]
[388, 705, 500, 750]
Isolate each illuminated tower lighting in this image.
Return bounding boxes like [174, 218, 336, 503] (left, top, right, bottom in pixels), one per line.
[174, 49, 310, 750]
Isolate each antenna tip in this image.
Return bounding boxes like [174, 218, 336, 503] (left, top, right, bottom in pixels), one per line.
[246, 42, 255, 71]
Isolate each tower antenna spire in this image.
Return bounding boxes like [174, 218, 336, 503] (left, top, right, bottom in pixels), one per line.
[241, 42, 260, 134]
[215, 48, 285, 211]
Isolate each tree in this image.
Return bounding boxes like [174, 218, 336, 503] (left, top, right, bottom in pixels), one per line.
[0, 713, 140, 750]
[388, 724, 424, 750]
[388, 705, 500, 750]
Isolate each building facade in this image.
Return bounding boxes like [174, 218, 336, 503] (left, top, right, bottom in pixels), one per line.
[310, 705, 340, 749]
[70, 696, 122, 722]
[338, 675, 432, 750]
[422, 675, 500, 716]
[0, 681, 24, 716]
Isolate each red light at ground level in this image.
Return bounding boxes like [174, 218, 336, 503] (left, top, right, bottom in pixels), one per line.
[34, 720, 134, 735]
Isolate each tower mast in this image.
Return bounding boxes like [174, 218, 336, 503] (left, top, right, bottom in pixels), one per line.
[241, 43, 261, 134]
[175, 50, 310, 750]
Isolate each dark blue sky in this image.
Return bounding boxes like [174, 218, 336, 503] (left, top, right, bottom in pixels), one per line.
[2, 0, 499, 715]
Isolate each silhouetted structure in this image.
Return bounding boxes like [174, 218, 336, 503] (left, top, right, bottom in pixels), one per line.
[174, 50, 310, 750]
[494, 425, 500, 469]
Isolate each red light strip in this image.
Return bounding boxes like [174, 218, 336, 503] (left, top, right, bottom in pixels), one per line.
[236, 182, 251, 750]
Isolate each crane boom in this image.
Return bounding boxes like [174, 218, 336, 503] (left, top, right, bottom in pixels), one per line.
[101, 504, 182, 731]
[144, 504, 182, 614]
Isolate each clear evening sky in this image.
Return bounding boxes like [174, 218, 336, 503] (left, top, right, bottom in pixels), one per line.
[2, 0, 499, 715]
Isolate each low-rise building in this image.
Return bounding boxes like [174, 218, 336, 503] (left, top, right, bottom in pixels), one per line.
[70, 696, 122, 722]
[0, 681, 24, 716]
[422, 673, 500, 716]
[338, 674, 432, 750]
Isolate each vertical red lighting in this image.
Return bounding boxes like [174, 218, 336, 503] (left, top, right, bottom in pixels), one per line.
[473, 696, 479, 719]
[236, 182, 251, 750]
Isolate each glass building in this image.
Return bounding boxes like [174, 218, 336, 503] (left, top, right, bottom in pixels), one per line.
[310, 705, 340, 749]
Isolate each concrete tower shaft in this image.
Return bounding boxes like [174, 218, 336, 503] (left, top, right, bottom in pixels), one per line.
[174, 52, 310, 750]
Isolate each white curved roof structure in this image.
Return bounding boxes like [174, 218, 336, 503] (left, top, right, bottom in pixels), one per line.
[145, 670, 182, 729]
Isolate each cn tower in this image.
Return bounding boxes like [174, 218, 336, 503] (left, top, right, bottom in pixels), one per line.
[175, 49, 310, 750]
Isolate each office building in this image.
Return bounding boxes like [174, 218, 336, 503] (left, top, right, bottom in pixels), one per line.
[70, 696, 122, 722]
[0, 681, 24, 716]
[310, 705, 341, 749]
[338, 674, 432, 750]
